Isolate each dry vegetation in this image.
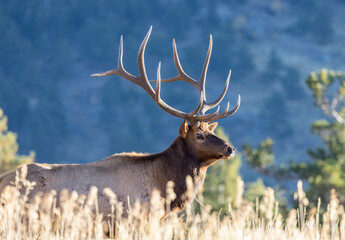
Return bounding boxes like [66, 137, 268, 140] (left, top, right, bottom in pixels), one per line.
[1, 166, 345, 240]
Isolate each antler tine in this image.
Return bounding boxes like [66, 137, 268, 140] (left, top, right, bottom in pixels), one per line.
[205, 95, 241, 122]
[118, 35, 124, 69]
[193, 105, 220, 122]
[216, 102, 230, 119]
[136, 26, 156, 100]
[148, 38, 199, 87]
[91, 35, 137, 82]
[153, 36, 212, 94]
[200, 69, 231, 114]
[198, 35, 212, 98]
[92, 26, 156, 100]
[226, 94, 241, 116]
[172, 39, 199, 88]
[151, 35, 230, 118]
[155, 62, 203, 122]
[155, 35, 212, 95]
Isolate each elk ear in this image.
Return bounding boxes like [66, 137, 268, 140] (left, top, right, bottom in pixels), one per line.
[208, 122, 218, 132]
[179, 120, 189, 138]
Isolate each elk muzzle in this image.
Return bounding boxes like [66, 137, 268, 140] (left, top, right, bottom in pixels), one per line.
[221, 145, 235, 159]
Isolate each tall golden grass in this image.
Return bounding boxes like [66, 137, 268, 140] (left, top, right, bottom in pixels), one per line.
[1, 166, 345, 240]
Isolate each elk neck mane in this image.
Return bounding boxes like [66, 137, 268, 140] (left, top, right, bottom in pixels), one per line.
[98, 135, 202, 167]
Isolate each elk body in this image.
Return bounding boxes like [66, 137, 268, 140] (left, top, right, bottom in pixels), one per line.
[0, 26, 240, 220]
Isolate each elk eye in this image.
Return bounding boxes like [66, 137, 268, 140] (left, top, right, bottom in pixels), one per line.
[196, 133, 205, 140]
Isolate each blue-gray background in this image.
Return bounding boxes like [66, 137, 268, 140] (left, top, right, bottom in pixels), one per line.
[1, 0, 344, 185]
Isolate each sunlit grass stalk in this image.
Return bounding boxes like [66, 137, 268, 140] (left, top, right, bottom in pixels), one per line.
[1, 167, 345, 239]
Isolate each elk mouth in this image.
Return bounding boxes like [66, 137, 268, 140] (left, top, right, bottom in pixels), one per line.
[217, 153, 234, 159]
[217, 147, 236, 159]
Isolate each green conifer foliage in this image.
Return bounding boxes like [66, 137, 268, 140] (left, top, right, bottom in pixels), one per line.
[202, 126, 241, 212]
[0, 108, 34, 174]
[300, 69, 345, 202]
[242, 138, 275, 171]
[244, 178, 266, 202]
[243, 70, 345, 204]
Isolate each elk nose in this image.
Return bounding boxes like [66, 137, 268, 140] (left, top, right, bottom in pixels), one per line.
[227, 146, 235, 155]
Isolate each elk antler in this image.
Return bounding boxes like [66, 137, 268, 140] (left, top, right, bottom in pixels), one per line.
[91, 26, 240, 124]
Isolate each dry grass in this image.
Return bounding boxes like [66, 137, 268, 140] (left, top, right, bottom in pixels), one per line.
[1, 166, 345, 240]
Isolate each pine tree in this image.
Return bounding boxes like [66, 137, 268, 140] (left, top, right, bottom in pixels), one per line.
[202, 126, 241, 213]
[242, 69, 345, 204]
[295, 69, 345, 203]
[0, 108, 34, 174]
[242, 138, 275, 172]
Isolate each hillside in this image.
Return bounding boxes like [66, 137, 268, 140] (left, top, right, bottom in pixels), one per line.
[0, 0, 344, 185]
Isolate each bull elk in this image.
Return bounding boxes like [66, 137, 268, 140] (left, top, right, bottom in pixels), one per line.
[0, 26, 240, 220]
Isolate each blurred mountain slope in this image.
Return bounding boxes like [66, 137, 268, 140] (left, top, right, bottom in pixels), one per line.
[0, 0, 344, 184]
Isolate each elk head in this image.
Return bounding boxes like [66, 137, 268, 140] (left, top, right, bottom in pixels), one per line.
[92, 26, 240, 162]
[178, 120, 235, 167]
